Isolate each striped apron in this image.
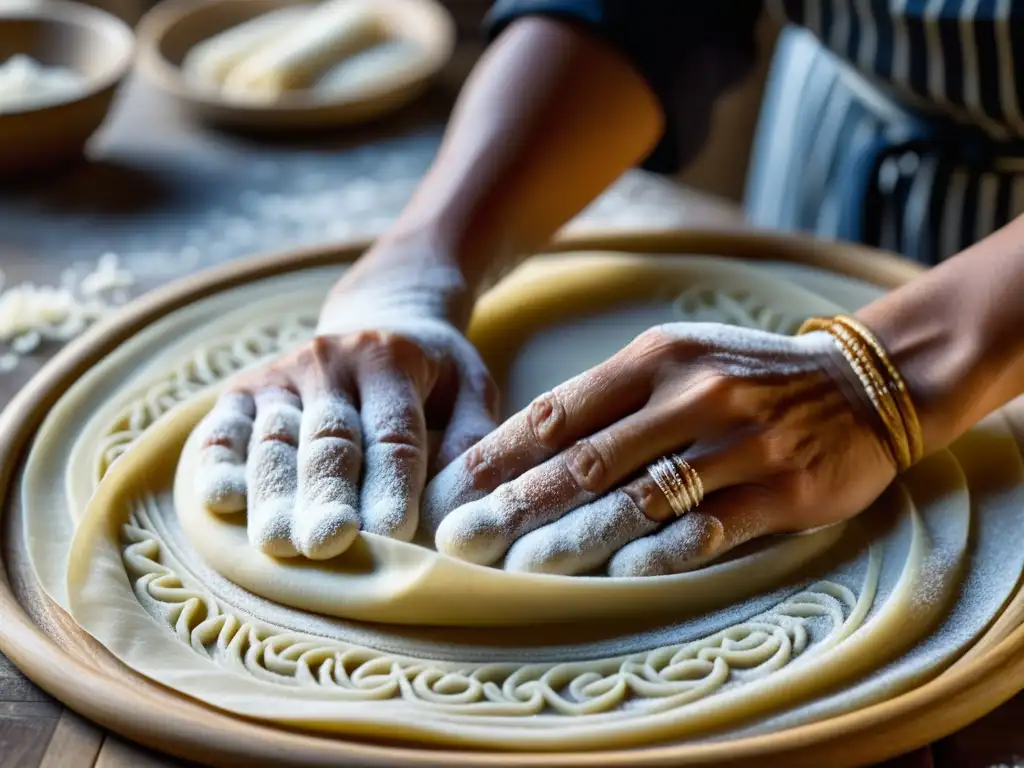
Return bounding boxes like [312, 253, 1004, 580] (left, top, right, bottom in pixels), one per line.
[745, 1, 1024, 264]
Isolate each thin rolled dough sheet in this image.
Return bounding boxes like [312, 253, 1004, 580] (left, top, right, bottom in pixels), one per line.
[17, 253, 1024, 750]
[171, 256, 858, 626]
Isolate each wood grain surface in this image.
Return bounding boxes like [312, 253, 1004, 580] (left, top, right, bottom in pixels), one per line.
[2, 7, 1024, 768]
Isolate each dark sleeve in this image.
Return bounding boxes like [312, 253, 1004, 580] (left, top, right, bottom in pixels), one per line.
[484, 1, 763, 174]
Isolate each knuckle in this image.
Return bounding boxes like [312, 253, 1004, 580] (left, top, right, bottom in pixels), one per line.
[747, 432, 780, 468]
[527, 390, 567, 449]
[381, 442, 423, 465]
[349, 330, 437, 385]
[622, 475, 671, 522]
[346, 328, 388, 350]
[369, 426, 424, 457]
[631, 327, 676, 360]
[202, 434, 236, 450]
[257, 426, 299, 449]
[563, 438, 612, 494]
[463, 442, 500, 489]
[307, 335, 334, 360]
[686, 515, 727, 560]
[310, 423, 360, 444]
[696, 372, 737, 406]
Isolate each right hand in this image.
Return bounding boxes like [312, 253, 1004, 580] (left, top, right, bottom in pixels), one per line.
[190, 244, 498, 560]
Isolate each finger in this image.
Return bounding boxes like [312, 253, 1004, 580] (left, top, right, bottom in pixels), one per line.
[421, 377, 499, 534]
[247, 387, 302, 557]
[293, 385, 362, 560]
[433, 372, 499, 472]
[357, 370, 428, 542]
[502, 429, 771, 575]
[194, 390, 255, 513]
[433, 393, 737, 566]
[500, 456, 693, 575]
[607, 485, 776, 577]
[426, 350, 656, 531]
[504, 488, 658, 574]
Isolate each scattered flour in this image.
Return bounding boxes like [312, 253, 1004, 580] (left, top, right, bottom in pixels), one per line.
[0, 253, 135, 373]
[0, 55, 84, 113]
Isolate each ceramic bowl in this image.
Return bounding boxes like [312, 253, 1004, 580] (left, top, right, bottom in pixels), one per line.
[0, 0, 135, 175]
[136, 0, 455, 132]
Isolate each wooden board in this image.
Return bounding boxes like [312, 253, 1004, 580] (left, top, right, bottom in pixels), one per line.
[3, 229, 1024, 767]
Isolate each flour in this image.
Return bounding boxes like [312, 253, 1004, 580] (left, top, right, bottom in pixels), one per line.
[0, 253, 135, 373]
[195, 392, 254, 513]
[608, 513, 726, 577]
[504, 490, 658, 574]
[294, 393, 362, 558]
[434, 455, 593, 565]
[357, 377, 422, 541]
[245, 388, 301, 556]
[0, 55, 83, 113]
[181, 6, 311, 90]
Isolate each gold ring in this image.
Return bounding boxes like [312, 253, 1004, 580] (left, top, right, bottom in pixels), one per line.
[647, 454, 704, 517]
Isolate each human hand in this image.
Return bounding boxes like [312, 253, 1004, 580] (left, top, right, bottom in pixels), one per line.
[191, 244, 497, 560]
[425, 322, 896, 576]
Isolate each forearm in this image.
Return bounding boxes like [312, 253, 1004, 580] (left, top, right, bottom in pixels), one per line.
[337, 16, 662, 322]
[857, 215, 1024, 450]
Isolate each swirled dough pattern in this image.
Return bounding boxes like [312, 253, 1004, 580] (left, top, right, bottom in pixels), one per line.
[17, 254, 1024, 750]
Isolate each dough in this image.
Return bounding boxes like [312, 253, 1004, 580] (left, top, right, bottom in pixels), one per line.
[314, 40, 422, 96]
[180, 6, 312, 90]
[221, 0, 384, 101]
[172, 255, 854, 626]
[16, 253, 1023, 751]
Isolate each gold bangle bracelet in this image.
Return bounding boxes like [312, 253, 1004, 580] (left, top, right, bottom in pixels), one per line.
[829, 324, 911, 469]
[832, 315, 924, 465]
[798, 315, 919, 472]
[834, 333, 911, 470]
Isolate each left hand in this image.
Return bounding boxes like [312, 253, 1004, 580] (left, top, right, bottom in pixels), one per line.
[423, 322, 897, 577]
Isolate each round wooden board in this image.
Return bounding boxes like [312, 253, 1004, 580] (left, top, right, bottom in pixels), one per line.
[3, 228, 1024, 767]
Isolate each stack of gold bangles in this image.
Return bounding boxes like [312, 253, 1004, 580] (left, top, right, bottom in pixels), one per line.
[798, 314, 923, 473]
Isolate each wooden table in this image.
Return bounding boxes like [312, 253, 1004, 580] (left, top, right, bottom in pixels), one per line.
[1, 42, 1023, 768]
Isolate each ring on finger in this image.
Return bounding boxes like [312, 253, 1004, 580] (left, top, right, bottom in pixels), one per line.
[647, 454, 704, 517]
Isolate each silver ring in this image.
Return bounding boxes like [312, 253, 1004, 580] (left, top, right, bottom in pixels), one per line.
[647, 454, 704, 517]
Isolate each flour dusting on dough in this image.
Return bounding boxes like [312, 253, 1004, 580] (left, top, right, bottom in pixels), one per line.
[505, 489, 657, 574]
[609, 513, 725, 577]
[357, 376, 422, 541]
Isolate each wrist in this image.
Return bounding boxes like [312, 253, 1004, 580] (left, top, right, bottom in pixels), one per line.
[321, 226, 475, 334]
[854, 265, 1024, 452]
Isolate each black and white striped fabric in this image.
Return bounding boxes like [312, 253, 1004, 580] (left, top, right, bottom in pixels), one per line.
[747, 1, 1024, 263]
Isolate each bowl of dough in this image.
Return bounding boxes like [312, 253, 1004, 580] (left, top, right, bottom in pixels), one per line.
[0, 0, 135, 175]
[136, 0, 455, 131]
